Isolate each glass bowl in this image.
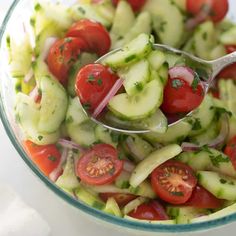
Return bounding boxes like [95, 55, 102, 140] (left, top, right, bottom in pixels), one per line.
[0, 0, 236, 234]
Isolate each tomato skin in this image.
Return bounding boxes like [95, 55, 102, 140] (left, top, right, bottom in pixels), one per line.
[186, 185, 224, 209]
[225, 45, 236, 54]
[76, 144, 123, 185]
[128, 200, 169, 221]
[151, 161, 197, 204]
[112, 0, 147, 12]
[224, 136, 236, 171]
[75, 64, 119, 112]
[161, 76, 204, 114]
[23, 140, 61, 176]
[47, 37, 86, 85]
[99, 193, 137, 207]
[186, 0, 229, 23]
[66, 19, 111, 56]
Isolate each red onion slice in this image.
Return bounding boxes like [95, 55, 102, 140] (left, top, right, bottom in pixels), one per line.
[169, 66, 195, 84]
[29, 86, 39, 102]
[24, 68, 34, 83]
[181, 114, 229, 151]
[49, 147, 68, 182]
[92, 78, 124, 118]
[41, 37, 58, 60]
[123, 160, 135, 173]
[58, 138, 87, 152]
[185, 13, 208, 30]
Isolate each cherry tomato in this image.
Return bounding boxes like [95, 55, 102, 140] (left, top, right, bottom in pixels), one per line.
[186, 185, 224, 209]
[128, 200, 169, 221]
[151, 160, 197, 204]
[99, 193, 137, 207]
[161, 74, 204, 114]
[224, 136, 236, 171]
[23, 140, 61, 176]
[112, 0, 147, 12]
[217, 63, 236, 80]
[225, 45, 236, 54]
[47, 37, 86, 85]
[75, 64, 119, 112]
[66, 19, 111, 56]
[186, 0, 229, 23]
[76, 144, 123, 185]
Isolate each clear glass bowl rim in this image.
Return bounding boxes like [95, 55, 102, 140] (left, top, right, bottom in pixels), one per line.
[1, 0, 236, 233]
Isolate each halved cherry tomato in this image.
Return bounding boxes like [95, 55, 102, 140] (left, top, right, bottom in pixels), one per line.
[225, 45, 236, 54]
[75, 64, 119, 112]
[186, 0, 229, 23]
[23, 140, 61, 177]
[99, 193, 137, 207]
[112, 0, 147, 12]
[76, 144, 123, 185]
[224, 136, 236, 171]
[186, 185, 224, 209]
[151, 160, 197, 204]
[128, 200, 169, 221]
[161, 75, 204, 114]
[66, 19, 111, 56]
[47, 37, 86, 85]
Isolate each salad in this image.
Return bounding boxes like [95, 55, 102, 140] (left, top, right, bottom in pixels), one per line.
[7, 0, 236, 224]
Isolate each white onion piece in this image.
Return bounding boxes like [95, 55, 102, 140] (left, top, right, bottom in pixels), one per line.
[123, 160, 135, 173]
[181, 114, 229, 151]
[169, 66, 195, 84]
[41, 37, 58, 61]
[58, 138, 87, 152]
[92, 78, 124, 118]
[29, 86, 39, 102]
[49, 148, 68, 182]
[24, 68, 34, 83]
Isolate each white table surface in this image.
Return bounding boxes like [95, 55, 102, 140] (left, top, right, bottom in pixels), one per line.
[1, 1, 236, 235]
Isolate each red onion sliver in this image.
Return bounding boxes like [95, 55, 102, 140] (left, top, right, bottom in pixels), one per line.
[169, 66, 195, 84]
[41, 37, 58, 60]
[92, 78, 124, 118]
[24, 68, 34, 83]
[58, 138, 87, 152]
[29, 86, 39, 101]
[49, 147, 68, 182]
[181, 114, 229, 151]
[123, 160, 135, 173]
[185, 13, 208, 30]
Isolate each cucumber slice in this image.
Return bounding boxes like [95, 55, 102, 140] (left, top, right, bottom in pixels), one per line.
[124, 215, 176, 224]
[143, 0, 185, 47]
[220, 26, 236, 45]
[143, 120, 192, 144]
[167, 206, 209, 224]
[95, 0, 116, 24]
[194, 21, 217, 60]
[105, 109, 168, 133]
[197, 171, 236, 201]
[130, 144, 182, 187]
[119, 59, 150, 96]
[147, 50, 166, 71]
[123, 197, 147, 215]
[129, 181, 156, 199]
[115, 170, 131, 189]
[38, 76, 68, 133]
[103, 34, 154, 69]
[123, 11, 152, 45]
[75, 186, 105, 210]
[209, 44, 226, 60]
[187, 95, 215, 136]
[15, 93, 60, 145]
[56, 150, 80, 190]
[108, 79, 163, 120]
[103, 198, 122, 217]
[95, 125, 118, 147]
[110, 1, 135, 41]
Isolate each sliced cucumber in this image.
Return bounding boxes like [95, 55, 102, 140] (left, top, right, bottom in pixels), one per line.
[220, 26, 236, 45]
[129, 180, 156, 199]
[95, 0, 116, 24]
[95, 125, 118, 147]
[187, 95, 215, 136]
[143, 0, 185, 47]
[56, 150, 80, 190]
[15, 93, 59, 145]
[105, 109, 168, 133]
[103, 34, 154, 69]
[119, 59, 150, 96]
[108, 79, 163, 120]
[103, 197, 122, 217]
[124, 215, 176, 224]
[147, 50, 166, 71]
[197, 171, 236, 201]
[130, 144, 182, 187]
[115, 170, 131, 189]
[167, 206, 209, 224]
[38, 76, 68, 133]
[209, 44, 226, 60]
[123, 197, 147, 215]
[143, 120, 192, 144]
[157, 63, 169, 85]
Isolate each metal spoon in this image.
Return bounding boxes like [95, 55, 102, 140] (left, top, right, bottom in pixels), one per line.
[81, 44, 236, 134]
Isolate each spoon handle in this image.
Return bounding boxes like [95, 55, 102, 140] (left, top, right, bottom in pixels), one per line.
[210, 51, 236, 81]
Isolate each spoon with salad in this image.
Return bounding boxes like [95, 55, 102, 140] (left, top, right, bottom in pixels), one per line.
[74, 33, 236, 134]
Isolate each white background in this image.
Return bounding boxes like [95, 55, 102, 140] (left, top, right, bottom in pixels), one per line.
[0, 1, 236, 235]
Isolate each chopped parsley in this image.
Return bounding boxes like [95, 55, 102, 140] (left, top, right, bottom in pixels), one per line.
[159, 20, 167, 33]
[125, 55, 136, 63]
[202, 32, 208, 40]
[38, 135, 43, 141]
[64, 38, 72, 43]
[210, 106, 232, 120]
[15, 114, 20, 123]
[97, 79, 103, 86]
[210, 154, 229, 167]
[171, 79, 183, 89]
[191, 73, 200, 91]
[6, 35, 10, 48]
[188, 118, 202, 130]
[134, 82, 143, 91]
[48, 155, 57, 162]
[78, 7, 86, 14]
[30, 17, 36, 27]
[66, 116, 74, 124]
[195, 68, 209, 81]
[111, 132, 120, 143]
[171, 191, 184, 196]
[87, 75, 95, 83]
[82, 102, 91, 111]
[34, 3, 41, 11]
[220, 178, 227, 184]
